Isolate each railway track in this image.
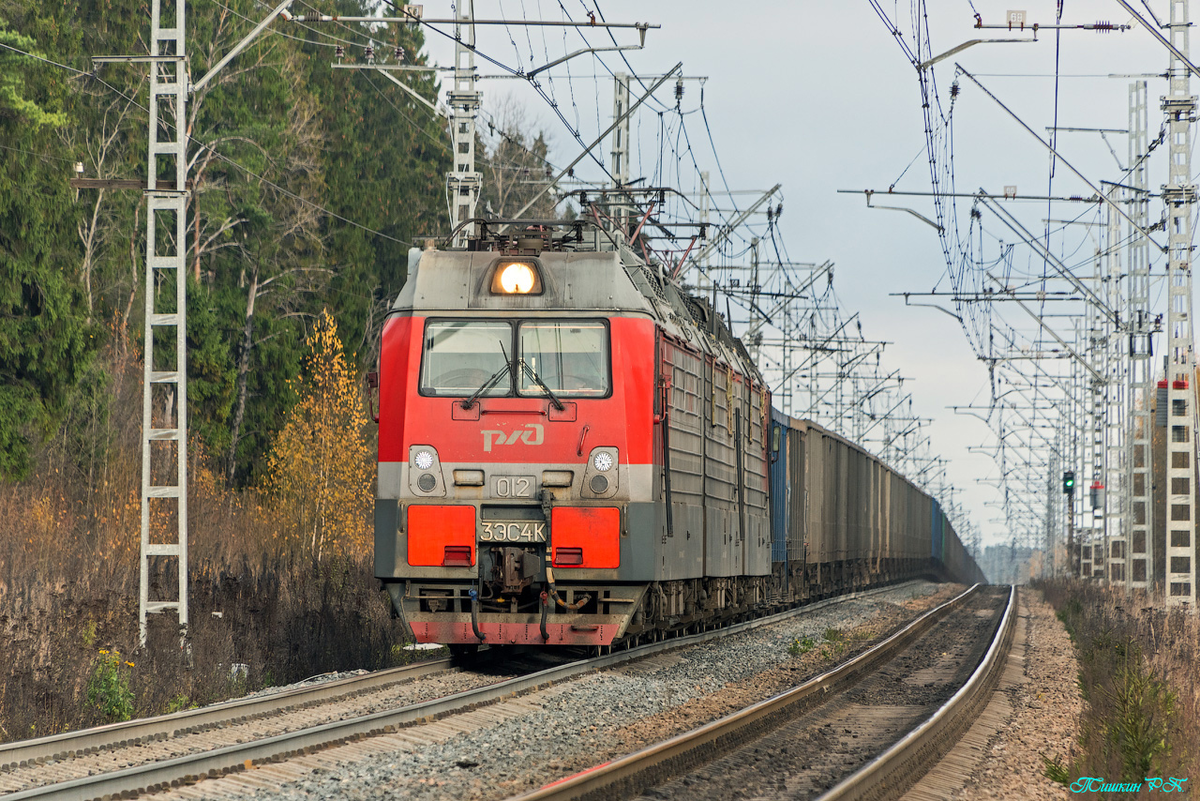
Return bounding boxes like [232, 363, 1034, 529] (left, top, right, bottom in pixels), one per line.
[0, 581, 933, 801]
[512, 583, 1015, 801]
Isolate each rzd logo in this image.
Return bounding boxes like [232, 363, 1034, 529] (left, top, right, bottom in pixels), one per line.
[482, 424, 544, 452]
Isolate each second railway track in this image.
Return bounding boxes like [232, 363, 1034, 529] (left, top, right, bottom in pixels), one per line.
[516, 583, 1015, 801]
[1, 580, 952, 801]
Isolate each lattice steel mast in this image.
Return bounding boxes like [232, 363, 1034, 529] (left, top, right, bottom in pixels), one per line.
[138, 0, 189, 648]
[448, 1, 480, 246]
[1126, 80, 1154, 592]
[1163, 0, 1198, 607]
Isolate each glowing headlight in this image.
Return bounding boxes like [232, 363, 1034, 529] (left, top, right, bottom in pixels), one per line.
[414, 450, 435, 470]
[498, 262, 536, 293]
[592, 452, 614, 472]
[490, 260, 543, 295]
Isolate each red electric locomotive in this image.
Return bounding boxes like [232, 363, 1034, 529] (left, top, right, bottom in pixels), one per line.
[374, 218, 773, 651]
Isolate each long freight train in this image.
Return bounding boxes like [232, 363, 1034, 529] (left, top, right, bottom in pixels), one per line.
[373, 219, 984, 651]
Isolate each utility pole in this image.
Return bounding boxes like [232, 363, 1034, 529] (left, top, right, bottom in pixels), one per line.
[1163, 0, 1198, 608]
[98, 0, 296, 649]
[1104, 185, 1126, 587]
[748, 236, 762, 363]
[1071, 317, 1085, 578]
[1127, 79, 1155, 594]
[448, 1, 481, 246]
[138, 0, 189, 650]
[1066, 472, 1078, 577]
[1086, 225, 1107, 581]
[610, 72, 632, 233]
[1047, 448, 1059, 575]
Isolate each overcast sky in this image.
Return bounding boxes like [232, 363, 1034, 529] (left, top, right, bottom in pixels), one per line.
[409, 1, 1178, 549]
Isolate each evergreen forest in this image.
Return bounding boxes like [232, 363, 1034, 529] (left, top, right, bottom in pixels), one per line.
[0, 0, 556, 740]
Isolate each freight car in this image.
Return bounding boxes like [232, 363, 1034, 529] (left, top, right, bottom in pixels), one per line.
[373, 219, 983, 652]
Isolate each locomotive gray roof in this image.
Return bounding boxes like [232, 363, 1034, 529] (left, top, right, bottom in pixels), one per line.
[391, 245, 764, 385]
[391, 249, 655, 316]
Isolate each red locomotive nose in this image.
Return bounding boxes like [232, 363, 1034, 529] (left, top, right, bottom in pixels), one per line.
[373, 231, 982, 650]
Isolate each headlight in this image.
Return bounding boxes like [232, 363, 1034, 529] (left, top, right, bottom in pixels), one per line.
[499, 262, 535, 293]
[414, 450, 434, 470]
[490, 260, 543, 295]
[592, 452, 614, 472]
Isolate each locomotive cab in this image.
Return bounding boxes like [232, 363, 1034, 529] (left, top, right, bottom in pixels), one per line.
[374, 221, 659, 647]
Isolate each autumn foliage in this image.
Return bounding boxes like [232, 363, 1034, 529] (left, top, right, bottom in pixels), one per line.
[0, 311, 407, 744]
[266, 309, 374, 561]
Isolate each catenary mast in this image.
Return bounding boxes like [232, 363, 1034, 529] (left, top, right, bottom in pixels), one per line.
[1163, 0, 1198, 607]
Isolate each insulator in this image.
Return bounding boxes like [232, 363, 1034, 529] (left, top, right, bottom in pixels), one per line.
[394, 46, 406, 61]
[335, 45, 345, 59]
[674, 78, 684, 102]
[1094, 20, 1114, 32]
[775, 202, 783, 218]
[365, 45, 375, 61]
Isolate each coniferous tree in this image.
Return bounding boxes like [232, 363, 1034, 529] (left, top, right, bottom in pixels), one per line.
[0, 0, 453, 485]
[0, 15, 93, 480]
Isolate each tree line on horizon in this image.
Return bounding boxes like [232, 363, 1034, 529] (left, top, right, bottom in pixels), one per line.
[0, 0, 558, 489]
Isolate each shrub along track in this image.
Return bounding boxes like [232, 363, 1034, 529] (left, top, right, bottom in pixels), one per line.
[0, 580, 952, 801]
[514, 584, 1014, 801]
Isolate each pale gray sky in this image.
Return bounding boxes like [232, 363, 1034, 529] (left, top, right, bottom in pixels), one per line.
[412, 1, 1178, 548]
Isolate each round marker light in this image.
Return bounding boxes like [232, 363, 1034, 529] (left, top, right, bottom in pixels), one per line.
[414, 450, 434, 470]
[498, 262, 537, 294]
[592, 452, 614, 472]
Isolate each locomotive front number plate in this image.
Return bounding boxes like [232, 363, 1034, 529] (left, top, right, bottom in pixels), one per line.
[490, 475, 536, 498]
[479, 521, 548, 543]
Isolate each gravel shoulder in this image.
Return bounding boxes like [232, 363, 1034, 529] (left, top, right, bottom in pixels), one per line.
[952, 588, 1081, 800]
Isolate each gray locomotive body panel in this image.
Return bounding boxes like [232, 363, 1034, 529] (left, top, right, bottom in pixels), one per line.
[376, 235, 982, 648]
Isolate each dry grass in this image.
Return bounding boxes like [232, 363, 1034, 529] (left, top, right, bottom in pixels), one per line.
[1038, 578, 1199, 785]
[0, 341, 407, 744]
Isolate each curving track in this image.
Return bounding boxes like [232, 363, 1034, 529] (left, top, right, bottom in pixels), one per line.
[1, 582, 936, 801]
[512, 584, 1015, 801]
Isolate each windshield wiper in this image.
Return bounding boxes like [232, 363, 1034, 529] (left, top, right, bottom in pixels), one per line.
[461, 360, 513, 410]
[518, 358, 566, 411]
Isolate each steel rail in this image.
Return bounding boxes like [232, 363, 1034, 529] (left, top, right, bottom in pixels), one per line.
[816, 584, 1018, 801]
[0, 657, 455, 769]
[508, 583, 987, 801]
[3, 580, 932, 800]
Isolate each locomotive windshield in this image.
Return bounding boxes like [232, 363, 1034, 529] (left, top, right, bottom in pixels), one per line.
[420, 321, 512, 396]
[419, 319, 609, 398]
[518, 322, 608, 396]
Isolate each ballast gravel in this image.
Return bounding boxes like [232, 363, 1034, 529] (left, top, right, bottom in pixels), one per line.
[210, 581, 962, 801]
[954, 589, 1082, 800]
